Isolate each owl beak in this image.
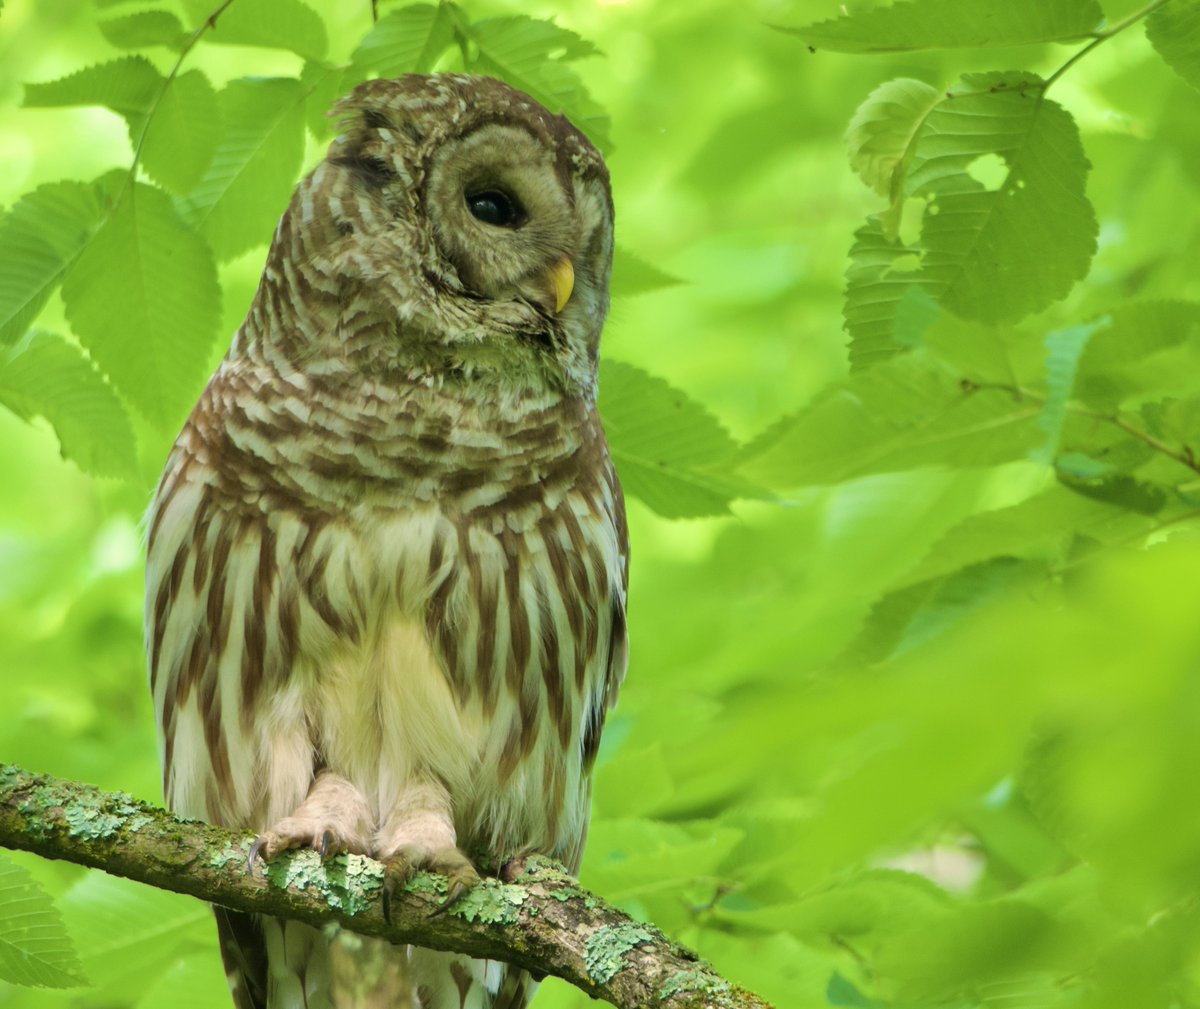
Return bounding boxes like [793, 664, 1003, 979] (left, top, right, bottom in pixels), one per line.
[545, 257, 574, 314]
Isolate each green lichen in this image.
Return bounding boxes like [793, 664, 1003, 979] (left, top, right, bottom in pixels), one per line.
[659, 967, 731, 1001]
[403, 873, 445, 895]
[208, 838, 252, 869]
[263, 850, 385, 916]
[584, 924, 654, 984]
[447, 880, 527, 925]
[62, 791, 146, 841]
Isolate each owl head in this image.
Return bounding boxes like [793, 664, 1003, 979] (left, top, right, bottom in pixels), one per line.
[256, 74, 614, 398]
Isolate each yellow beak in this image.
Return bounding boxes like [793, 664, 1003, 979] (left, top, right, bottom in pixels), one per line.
[546, 257, 574, 314]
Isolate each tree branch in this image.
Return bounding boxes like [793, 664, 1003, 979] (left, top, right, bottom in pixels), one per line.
[0, 765, 771, 1009]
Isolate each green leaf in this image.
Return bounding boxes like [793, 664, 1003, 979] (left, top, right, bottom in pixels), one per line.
[599, 360, 756, 518]
[23, 55, 162, 128]
[1147, 0, 1200, 93]
[0, 180, 107, 344]
[610, 247, 684, 298]
[845, 77, 941, 198]
[741, 351, 1042, 488]
[98, 10, 187, 50]
[1032, 321, 1103, 464]
[459, 15, 611, 150]
[59, 872, 212, 1002]
[62, 179, 220, 428]
[301, 60, 347, 140]
[905, 73, 1098, 324]
[183, 0, 326, 61]
[140, 69, 220, 194]
[1075, 300, 1200, 408]
[0, 853, 87, 988]
[0, 331, 137, 478]
[350, 2, 456, 78]
[781, 0, 1103, 53]
[843, 216, 924, 371]
[183, 76, 307, 261]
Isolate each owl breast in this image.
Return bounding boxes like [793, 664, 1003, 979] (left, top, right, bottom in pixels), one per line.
[149, 358, 627, 867]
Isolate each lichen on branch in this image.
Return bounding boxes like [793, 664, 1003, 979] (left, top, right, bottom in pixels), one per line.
[0, 765, 772, 1009]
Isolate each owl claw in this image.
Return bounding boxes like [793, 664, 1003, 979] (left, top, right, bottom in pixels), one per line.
[319, 829, 333, 861]
[247, 837, 267, 876]
[378, 844, 479, 922]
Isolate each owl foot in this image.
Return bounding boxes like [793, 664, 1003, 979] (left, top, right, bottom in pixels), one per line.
[381, 844, 480, 922]
[247, 771, 372, 875]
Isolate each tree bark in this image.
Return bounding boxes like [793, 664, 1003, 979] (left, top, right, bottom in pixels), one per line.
[0, 765, 771, 1009]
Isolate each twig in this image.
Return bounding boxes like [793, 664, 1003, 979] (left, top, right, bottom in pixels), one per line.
[0, 765, 771, 1009]
[1043, 0, 1173, 90]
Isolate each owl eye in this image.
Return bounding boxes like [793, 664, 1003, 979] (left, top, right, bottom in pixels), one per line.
[465, 189, 523, 228]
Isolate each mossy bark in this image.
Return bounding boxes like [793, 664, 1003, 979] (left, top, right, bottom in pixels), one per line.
[0, 765, 772, 1009]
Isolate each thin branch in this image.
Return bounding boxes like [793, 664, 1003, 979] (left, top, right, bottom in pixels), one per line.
[969, 380, 1200, 478]
[0, 765, 771, 1009]
[1043, 0, 1172, 91]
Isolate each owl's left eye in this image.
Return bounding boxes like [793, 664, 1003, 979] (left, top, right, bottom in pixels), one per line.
[465, 189, 523, 228]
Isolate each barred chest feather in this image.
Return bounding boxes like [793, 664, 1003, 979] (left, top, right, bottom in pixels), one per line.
[147, 357, 628, 866]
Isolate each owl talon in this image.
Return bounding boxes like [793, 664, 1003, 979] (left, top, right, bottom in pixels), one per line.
[319, 829, 333, 861]
[247, 837, 266, 876]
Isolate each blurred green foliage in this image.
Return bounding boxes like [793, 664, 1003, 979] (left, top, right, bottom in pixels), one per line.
[1, 0, 1200, 1006]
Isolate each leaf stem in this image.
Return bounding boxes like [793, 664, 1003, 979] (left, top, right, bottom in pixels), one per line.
[972, 381, 1200, 477]
[1043, 0, 1172, 90]
[127, 0, 238, 180]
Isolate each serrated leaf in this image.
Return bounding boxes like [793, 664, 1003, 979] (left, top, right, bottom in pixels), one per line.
[60, 872, 211, 1002]
[183, 76, 307, 261]
[459, 15, 611, 150]
[599, 360, 756, 518]
[0, 853, 87, 988]
[1147, 0, 1200, 92]
[781, 0, 1103, 53]
[302, 60, 347, 139]
[741, 351, 1042, 488]
[905, 73, 1097, 324]
[99, 10, 187, 50]
[140, 69, 220, 193]
[350, 2, 456, 79]
[843, 216, 925, 371]
[62, 179, 219, 427]
[183, 0, 326, 61]
[0, 180, 107, 344]
[1076, 300, 1200, 408]
[846, 78, 941, 197]
[610, 247, 683, 297]
[23, 55, 162, 129]
[896, 486, 1154, 590]
[1032, 321, 1103, 464]
[0, 331, 137, 478]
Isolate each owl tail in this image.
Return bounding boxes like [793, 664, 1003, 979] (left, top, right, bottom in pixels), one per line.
[409, 948, 537, 1009]
[216, 911, 535, 1009]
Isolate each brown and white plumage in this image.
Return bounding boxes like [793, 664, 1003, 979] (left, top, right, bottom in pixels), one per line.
[145, 74, 627, 1009]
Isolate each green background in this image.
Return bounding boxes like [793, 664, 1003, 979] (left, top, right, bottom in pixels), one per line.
[2, 0, 1200, 1006]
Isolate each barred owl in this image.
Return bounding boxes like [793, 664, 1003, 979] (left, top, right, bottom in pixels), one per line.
[145, 74, 628, 1009]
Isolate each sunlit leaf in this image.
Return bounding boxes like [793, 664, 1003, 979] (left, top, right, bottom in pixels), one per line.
[23, 55, 162, 132]
[0, 181, 106, 344]
[183, 76, 307, 261]
[780, 0, 1103, 53]
[60, 872, 212, 1002]
[98, 10, 187, 50]
[845, 77, 941, 197]
[599, 360, 760, 518]
[0, 331, 137, 478]
[843, 216, 925, 371]
[1146, 0, 1200, 93]
[905, 73, 1097, 324]
[183, 0, 327, 61]
[741, 351, 1042, 487]
[62, 178, 220, 428]
[350, 2, 456, 79]
[0, 853, 87, 988]
[139, 69, 220, 194]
